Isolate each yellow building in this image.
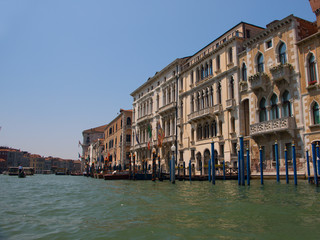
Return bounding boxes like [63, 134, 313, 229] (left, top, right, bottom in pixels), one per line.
[104, 109, 132, 169]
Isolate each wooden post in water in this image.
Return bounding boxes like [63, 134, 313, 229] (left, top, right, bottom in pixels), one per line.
[211, 140, 215, 185]
[183, 161, 186, 180]
[292, 142, 297, 185]
[238, 150, 241, 185]
[260, 147, 263, 185]
[275, 140, 280, 183]
[133, 153, 136, 181]
[246, 148, 250, 186]
[152, 148, 156, 182]
[171, 144, 176, 184]
[317, 145, 320, 176]
[223, 160, 225, 180]
[158, 153, 160, 180]
[306, 150, 310, 183]
[129, 153, 132, 180]
[189, 160, 192, 182]
[208, 158, 211, 182]
[285, 147, 289, 184]
[312, 143, 318, 186]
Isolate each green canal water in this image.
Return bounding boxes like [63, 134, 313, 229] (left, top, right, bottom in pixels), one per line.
[0, 175, 320, 240]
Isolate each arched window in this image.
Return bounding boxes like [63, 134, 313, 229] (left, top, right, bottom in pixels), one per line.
[270, 94, 279, 120]
[229, 47, 233, 63]
[205, 63, 209, 77]
[242, 63, 247, 81]
[211, 121, 217, 137]
[282, 91, 291, 117]
[209, 61, 213, 75]
[204, 122, 209, 138]
[230, 77, 234, 99]
[216, 55, 220, 70]
[210, 87, 214, 107]
[308, 54, 317, 85]
[279, 42, 287, 64]
[197, 124, 203, 140]
[217, 82, 222, 104]
[127, 117, 131, 126]
[259, 98, 267, 122]
[231, 117, 235, 133]
[313, 102, 320, 125]
[257, 53, 264, 73]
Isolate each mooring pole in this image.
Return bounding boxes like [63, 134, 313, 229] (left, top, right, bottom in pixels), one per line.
[285, 147, 289, 184]
[306, 150, 310, 184]
[260, 147, 263, 185]
[240, 136, 245, 185]
[171, 144, 175, 184]
[169, 158, 172, 182]
[129, 154, 132, 180]
[275, 140, 280, 183]
[152, 149, 156, 181]
[312, 143, 318, 186]
[133, 154, 136, 181]
[189, 160, 192, 182]
[208, 158, 211, 182]
[292, 142, 297, 186]
[223, 160, 226, 180]
[211, 140, 215, 185]
[238, 150, 241, 185]
[317, 145, 320, 176]
[246, 148, 250, 186]
[183, 161, 186, 180]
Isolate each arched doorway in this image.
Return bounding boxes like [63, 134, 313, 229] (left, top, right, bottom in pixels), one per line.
[204, 149, 210, 174]
[196, 152, 202, 174]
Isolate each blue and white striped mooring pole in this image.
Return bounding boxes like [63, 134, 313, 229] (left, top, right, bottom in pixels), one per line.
[292, 142, 297, 186]
[275, 141, 280, 182]
[285, 147, 289, 184]
[247, 148, 250, 186]
[312, 143, 318, 186]
[211, 140, 215, 185]
[260, 147, 263, 185]
[317, 145, 320, 176]
[306, 150, 310, 184]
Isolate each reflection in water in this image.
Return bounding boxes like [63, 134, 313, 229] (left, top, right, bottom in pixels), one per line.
[0, 175, 320, 239]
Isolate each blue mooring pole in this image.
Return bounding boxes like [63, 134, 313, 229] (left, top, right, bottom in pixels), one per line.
[189, 160, 192, 182]
[208, 158, 211, 182]
[292, 143, 297, 185]
[275, 141, 280, 183]
[285, 147, 289, 184]
[312, 143, 318, 186]
[240, 136, 245, 186]
[211, 140, 215, 185]
[238, 150, 241, 185]
[317, 145, 320, 176]
[260, 147, 263, 185]
[306, 150, 311, 184]
[247, 148, 250, 186]
[171, 154, 175, 184]
[169, 159, 172, 182]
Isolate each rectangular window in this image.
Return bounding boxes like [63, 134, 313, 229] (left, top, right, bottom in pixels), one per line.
[266, 40, 272, 49]
[285, 143, 293, 161]
[126, 134, 131, 142]
[246, 30, 251, 38]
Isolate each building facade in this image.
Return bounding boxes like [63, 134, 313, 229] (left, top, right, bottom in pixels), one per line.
[103, 109, 132, 169]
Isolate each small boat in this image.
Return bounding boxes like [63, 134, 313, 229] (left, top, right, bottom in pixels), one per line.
[18, 171, 26, 178]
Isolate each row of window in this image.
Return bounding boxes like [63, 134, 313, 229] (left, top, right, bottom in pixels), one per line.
[105, 134, 131, 150]
[108, 117, 132, 135]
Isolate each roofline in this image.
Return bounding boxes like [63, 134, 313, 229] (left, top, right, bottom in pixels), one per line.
[189, 21, 264, 58]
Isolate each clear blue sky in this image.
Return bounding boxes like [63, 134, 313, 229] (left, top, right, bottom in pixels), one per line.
[0, 0, 315, 159]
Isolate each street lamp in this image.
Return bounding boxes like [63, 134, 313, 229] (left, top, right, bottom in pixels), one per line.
[171, 144, 176, 184]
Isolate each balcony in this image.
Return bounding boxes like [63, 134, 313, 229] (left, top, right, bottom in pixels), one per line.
[250, 116, 295, 137]
[136, 113, 152, 124]
[226, 99, 235, 110]
[177, 118, 184, 126]
[213, 104, 222, 115]
[188, 107, 214, 122]
[270, 63, 293, 84]
[163, 136, 174, 144]
[248, 73, 269, 92]
[158, 102, 176, 115]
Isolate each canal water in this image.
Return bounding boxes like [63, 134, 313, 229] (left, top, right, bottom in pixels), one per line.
[0, 175, 320, 240]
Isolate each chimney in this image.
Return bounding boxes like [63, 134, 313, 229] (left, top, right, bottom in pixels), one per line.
[309, 0, 320, 31]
